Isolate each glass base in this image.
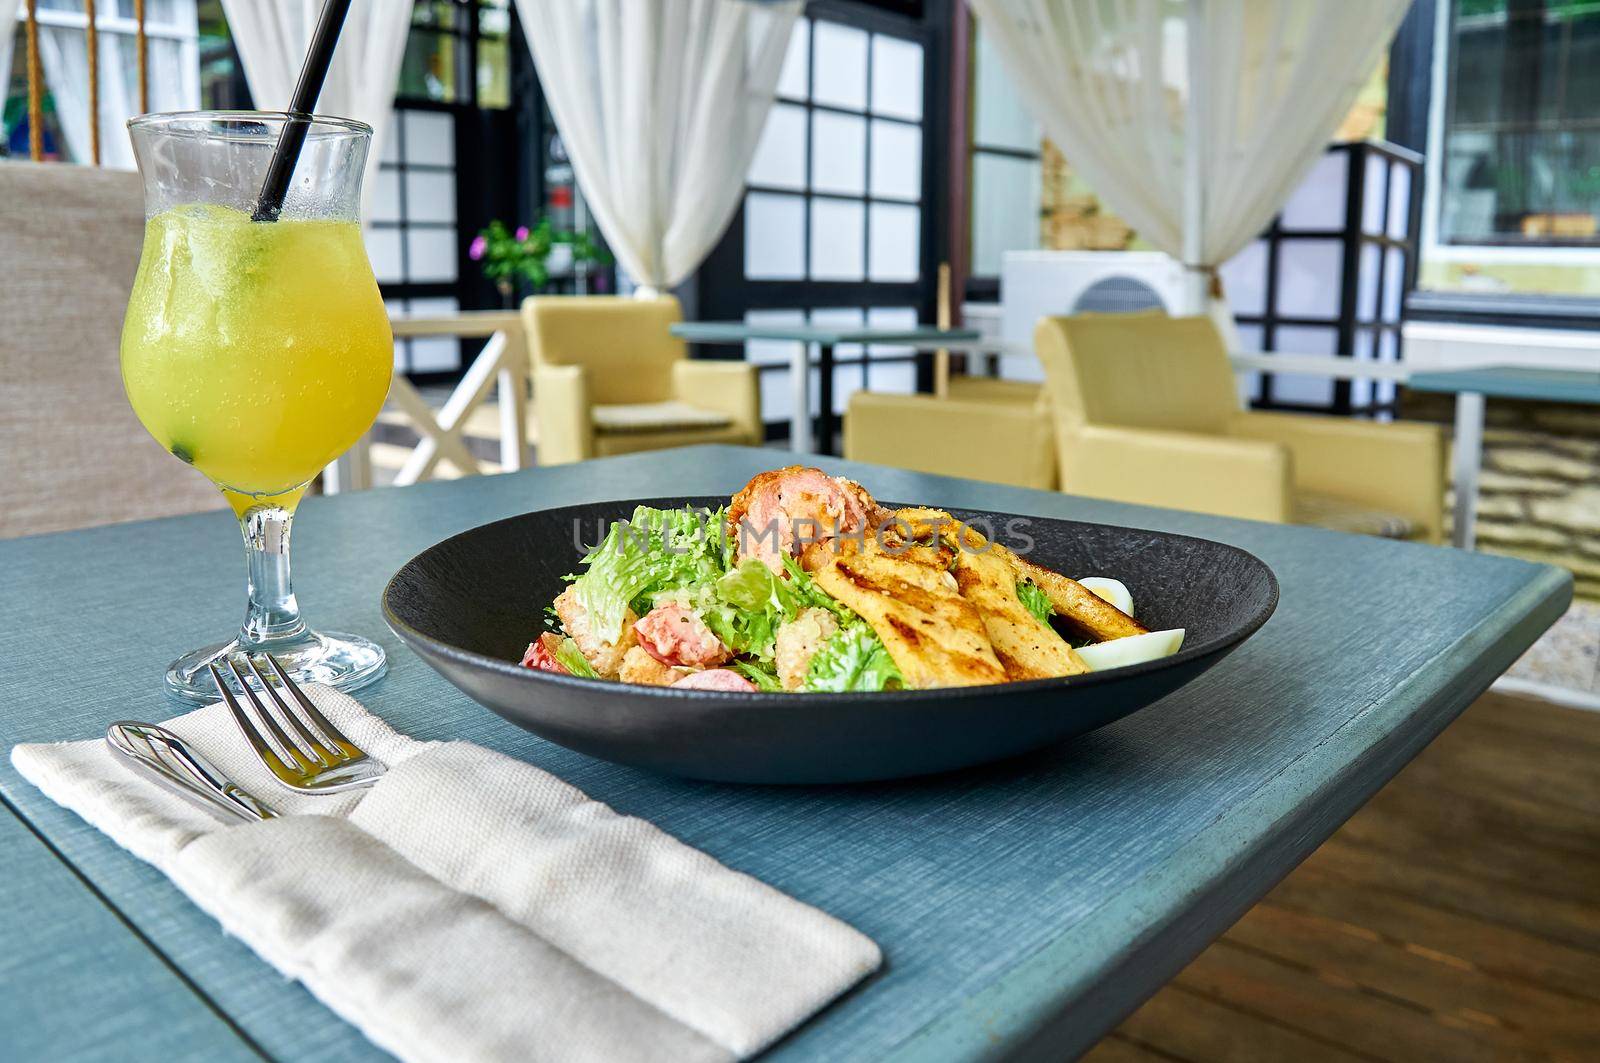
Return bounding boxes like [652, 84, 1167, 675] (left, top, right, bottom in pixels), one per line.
[164, 629, 387, 705]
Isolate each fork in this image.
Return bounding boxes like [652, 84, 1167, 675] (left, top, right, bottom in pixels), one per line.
[209, 653, 386, 793]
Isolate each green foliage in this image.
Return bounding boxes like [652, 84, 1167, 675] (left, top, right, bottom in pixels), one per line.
[470, 218, 611, 292]
[573, 505, 729, 644]
[553, 637, 598, 679]
[731, 659, 783, 691]
[803, 624, 903, 693]
[1017, 580, 1054, 627]
[780, 554, 853, 620]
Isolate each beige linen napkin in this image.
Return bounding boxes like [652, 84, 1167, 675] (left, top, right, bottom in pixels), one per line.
[10, 687, 881, 1063]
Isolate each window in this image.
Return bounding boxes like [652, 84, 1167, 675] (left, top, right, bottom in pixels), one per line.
[1437, 0, 1600, 247]
[707, 14, 934, 434]
[1221, 142, 1420, 415]
[968, 23, 1040, 280]
[537, 113, 605, 294]
[744, 20, 925, 285]
[196, 0, 249, 110]
[398, 0, 512, 109]
[370, 0, 521, 374]
[3, 0, 199, 164]
[371, 109, 464, 372]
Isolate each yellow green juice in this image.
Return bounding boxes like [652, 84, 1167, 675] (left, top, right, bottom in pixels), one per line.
[121, 205, 392, 515]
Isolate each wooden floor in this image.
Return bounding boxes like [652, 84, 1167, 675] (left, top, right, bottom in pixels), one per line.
[1084, 691, 1600, 1063]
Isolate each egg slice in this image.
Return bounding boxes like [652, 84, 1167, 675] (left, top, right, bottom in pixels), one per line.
[1075, 629, 1185, 672]
[1077, 576, 1134, 616]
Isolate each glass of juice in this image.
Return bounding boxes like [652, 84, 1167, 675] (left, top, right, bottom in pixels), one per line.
[122, 112, 393, 702]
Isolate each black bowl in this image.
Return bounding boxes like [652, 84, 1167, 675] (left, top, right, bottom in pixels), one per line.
[382, 497, 1278, 784]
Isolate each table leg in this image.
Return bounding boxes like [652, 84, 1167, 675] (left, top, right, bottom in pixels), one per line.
[496, 326, 529, 472]
[322, 439, 371, 494]
[1451, 391, 1485, 550]
[817, 343, 836, 456]
[790, 341, 812, 454]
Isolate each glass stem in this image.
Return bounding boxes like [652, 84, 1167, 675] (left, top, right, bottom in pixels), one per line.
[239, 504, 306, 646]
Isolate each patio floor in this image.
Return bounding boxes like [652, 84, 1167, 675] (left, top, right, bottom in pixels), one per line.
[1085, 690, 1600, 1062]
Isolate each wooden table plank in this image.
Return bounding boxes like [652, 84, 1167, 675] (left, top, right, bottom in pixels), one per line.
[1173, 941, 1522, 1063]
[1264, 867, 1600, 1006]
[1104, 692, 1600, 1062]
[1095, 982, 1370, 1063]
[0, 802, 258, 1063]
[0, 447, 1569, 1062]
[1231, 901, 1599, 1057]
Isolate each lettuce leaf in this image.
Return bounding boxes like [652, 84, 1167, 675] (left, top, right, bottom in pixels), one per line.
[1017, 580, 1054, 627]
[731, 659, 783, 692]
[780, 553, 852, 620]
[803, 624, 903, 692]
[573, 505, 728, 642]
[553, 637, 598, 679]
[701, 559, 792, 658]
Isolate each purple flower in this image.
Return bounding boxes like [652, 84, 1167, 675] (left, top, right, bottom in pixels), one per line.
[515, 226, 530, 241]
[468, 234, 488, 261]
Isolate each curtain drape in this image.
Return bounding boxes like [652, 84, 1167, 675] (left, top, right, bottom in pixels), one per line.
[30, 0, 199, 168]
[219, 0, 412, 218]
[513, 0, 802, 292]
[967, 0, 1410, 313]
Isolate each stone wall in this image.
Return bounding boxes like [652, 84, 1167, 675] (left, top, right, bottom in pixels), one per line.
[1404, 390, 1600, 599]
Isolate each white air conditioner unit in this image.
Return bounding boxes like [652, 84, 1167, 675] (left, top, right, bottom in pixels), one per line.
[998, 251, 1190, 381]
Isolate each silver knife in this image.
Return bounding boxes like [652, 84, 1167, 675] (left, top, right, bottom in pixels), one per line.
[106, 721, 278, 823]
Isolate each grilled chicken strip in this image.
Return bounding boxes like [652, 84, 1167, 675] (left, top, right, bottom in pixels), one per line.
[952, 548, 1089, 680]
[1008, 557, 1147, 642]
[888, 507, 1147, 643]
[811, 539, 1006, 689]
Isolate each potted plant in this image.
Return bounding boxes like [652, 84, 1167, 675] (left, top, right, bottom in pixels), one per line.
[468, 219, 610, 306]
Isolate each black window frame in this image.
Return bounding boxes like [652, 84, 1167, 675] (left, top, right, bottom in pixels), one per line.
[1435, 0, 1600, 251]
[962, 11, 1041, 305]
[693, 0, 954, 440]
[374, 0, 569, 382]
[1233, 141, 1424, 417]
[1391, 0, 1600, 326]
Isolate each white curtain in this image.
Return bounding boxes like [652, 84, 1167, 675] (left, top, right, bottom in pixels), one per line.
[32, 0, 199, 168]
[513, 0, 802, 292]
[219, 0, 412, 218]
[967, 0, 1410, 313]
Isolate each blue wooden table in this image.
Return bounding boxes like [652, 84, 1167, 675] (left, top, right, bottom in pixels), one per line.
[0, 446, 1569, 1062]
[1409, 365, 1600, 550]
[670, 322, 981, 454]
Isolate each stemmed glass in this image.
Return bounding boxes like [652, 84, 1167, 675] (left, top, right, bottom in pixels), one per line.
[121, 111, 392, 702]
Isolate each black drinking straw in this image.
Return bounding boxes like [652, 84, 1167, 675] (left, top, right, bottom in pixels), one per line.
[251, 0, 355, 222]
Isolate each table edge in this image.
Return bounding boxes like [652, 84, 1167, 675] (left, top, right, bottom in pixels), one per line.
[1408, 367, 1600, 402]
[670, 324, 984, 343]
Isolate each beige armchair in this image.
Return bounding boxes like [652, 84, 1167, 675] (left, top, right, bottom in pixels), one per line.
[522, 295, 761, 465]
[0, 162, 223, 538]
[1035, 314, 1447, 542]
[844, 379, 1057, 490]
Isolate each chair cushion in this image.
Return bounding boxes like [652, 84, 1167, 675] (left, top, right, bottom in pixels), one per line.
[591, 422, 754, 458]
[592, 400, 734, 434]
[1293, 492, 1414, 539]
